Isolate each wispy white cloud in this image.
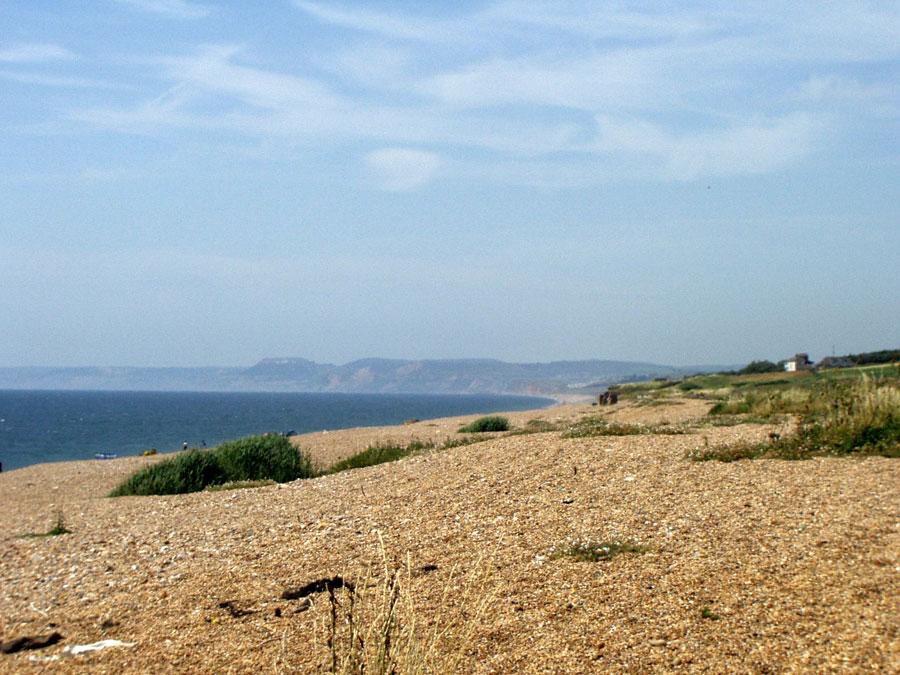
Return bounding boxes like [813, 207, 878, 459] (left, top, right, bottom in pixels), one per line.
[420, 50, 659, 111]
[796, 74, 897, 111]
[69, 82, 198, 133]
[365, 148, 441, 191]
[67, 2, 900, 186]
[0, 43, 75, 63]
[592, 113, 823, 181]
[160, 45, 343, 109]
[293, 1, 470, 44]
[113, 0, 211, 20]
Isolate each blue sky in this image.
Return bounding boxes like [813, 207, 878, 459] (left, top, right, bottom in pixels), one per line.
[1, 1, 898, 368]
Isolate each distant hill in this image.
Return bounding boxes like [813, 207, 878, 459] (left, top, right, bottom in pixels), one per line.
[0, 357, 733, 398]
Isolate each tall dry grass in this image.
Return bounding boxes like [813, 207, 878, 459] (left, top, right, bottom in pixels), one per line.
[691, 374, 900, 461]
[316, 538, 495, 674]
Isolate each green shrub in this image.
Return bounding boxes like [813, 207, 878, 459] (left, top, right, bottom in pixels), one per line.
[215, 435, 313, 483]
[457, 416, 509, 433]
[110, 435, 314, 496]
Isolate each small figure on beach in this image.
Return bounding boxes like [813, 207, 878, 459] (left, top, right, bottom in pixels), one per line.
[201, 440, 206, 448]
[183, 441, 188, 450]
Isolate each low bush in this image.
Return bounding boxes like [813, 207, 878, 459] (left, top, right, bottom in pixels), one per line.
[110, 435, 314, 496]
[457, 416, 509, 433]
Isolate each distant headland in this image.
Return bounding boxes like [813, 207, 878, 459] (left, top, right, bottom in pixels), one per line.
[0, 357, 735, 398]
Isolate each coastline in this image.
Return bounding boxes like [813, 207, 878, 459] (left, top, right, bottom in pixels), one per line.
[2, 398, 898, 672]
[0, 390, 560, 473]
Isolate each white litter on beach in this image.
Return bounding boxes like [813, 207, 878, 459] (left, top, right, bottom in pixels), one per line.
[63, 639, 136, 656]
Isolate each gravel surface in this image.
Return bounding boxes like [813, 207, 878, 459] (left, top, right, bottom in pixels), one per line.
[2, 399, 899, 673]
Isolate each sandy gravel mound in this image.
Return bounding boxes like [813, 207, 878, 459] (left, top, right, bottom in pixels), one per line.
[1, 400, 898, 672]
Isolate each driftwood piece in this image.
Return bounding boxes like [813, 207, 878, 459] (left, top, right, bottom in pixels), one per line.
[1, 632, 63, 654]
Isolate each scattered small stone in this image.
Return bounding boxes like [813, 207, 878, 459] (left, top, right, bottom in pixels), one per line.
[648, 638, 667, 647]
[412, 564, 439, 577]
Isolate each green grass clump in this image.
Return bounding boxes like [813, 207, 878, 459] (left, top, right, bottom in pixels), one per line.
[700, 606, 721, 620]
[550, 538, 646, 562]
[110, 435, 314, 496]
[507, 419, 561, 436]
[23, 512, 71, 537]
[708, 388, 811, 419]
[457, 416, 509, 433]
[689, 375, 900, 461]
[328, 440, 434, 473]
[327, 436, 486, 474]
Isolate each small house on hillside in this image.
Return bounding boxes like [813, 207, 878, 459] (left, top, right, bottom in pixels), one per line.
[784, 353, 814, 372]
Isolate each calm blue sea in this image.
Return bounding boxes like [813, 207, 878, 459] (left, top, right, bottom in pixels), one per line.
[0, 390, 553, 472]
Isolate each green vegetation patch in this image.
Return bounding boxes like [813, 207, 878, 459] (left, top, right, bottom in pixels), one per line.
[457, 415, 509, 433]
[327, 436, 485, 473]
[110, 434, 314, 496]
[327, 440, 434, 473]
[22, 512, 71, 537]
[550, 539, 646, 562]
[563, 417, 688, 439]
[689, 375, 900, 461]
[738, 360, 782, 375]
[506, 418, 561, 436]
[205, 479, 276, 492]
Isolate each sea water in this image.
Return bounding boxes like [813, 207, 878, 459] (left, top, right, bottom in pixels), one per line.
[0, 390, 553, 472]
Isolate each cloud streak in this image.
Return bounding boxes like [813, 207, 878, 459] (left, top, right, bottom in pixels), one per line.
[365, 148, 441, 191]
[63, 2, 900, 186]
[113, 0, 211, 20]
[0, 43, 76, 63]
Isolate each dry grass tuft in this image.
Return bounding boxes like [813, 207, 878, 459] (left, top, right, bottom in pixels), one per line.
[316, 537, 495, 674]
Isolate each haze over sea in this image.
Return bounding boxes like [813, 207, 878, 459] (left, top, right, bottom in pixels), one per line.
[0, 390, 551, 473]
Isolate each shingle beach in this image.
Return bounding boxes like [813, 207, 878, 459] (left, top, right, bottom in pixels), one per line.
[2, 399, 899, 672]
